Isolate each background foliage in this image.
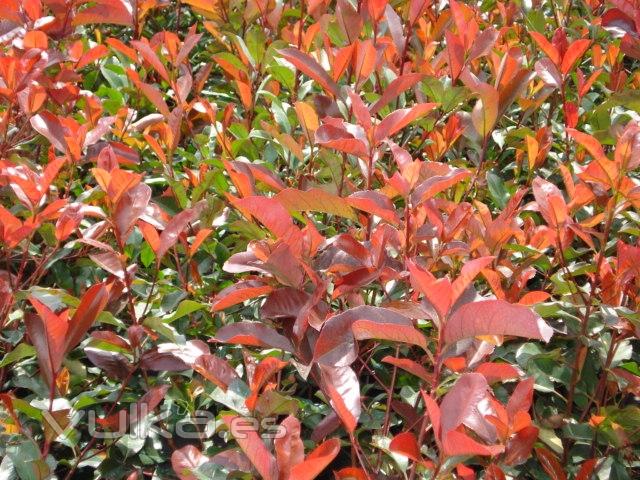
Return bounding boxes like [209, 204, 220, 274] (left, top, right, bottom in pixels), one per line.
[0, 0, 639, 478]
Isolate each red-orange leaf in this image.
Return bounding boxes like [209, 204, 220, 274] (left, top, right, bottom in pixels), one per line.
[382, 356, 433, 384]
[535, 447, 567, 480]
[374, 103, 437, 143]
[530, 31, 561, 65]
[560, 39, 591, 75]
[73, 0, 133, 26]
[214, 322, 294, 352]
[443, 430, 504, 457]
[279, 48, 339, 96]
[171, 445, 209, 480]
[193, 354, 239, 391]
[444, 300, 553, 346]
[352, 319, 426, 350]
[211, 280, 273, 311]
[289, 438, 341, 480]
[276, 188, 355, 219]
[389, 431, 421, 461]
[131, 40, 170, 83]
[25, 298, 68, 388]
[275, 416, 305, 477]
[319, 365, 360, 433]
[370, 73, 425, 114]
[347, 191, 400, 225]
[156, 202, 205, 260]
[64, 282, 110, 355]
[223, 415, 279, 480]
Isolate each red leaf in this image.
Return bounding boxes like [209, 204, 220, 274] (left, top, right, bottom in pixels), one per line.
[25, 298, 68, 388]
[456, 463, 475, 480]
[440, 373, 495, 442]
[234, 196, 298, 240]
[245, 357, 288, 410]
[442, 430, 504, 457]
[352, 319, 426, 350]
[471, 84, 499, 138]
[421, 390, 441, 440]
[497, 68, 535, 116]
[389, 431, 421, 461]
[64, 282, 110, 355]
[532, 177, 568, 228]
[518, 291, 551, 305]
[353, 40, 380, 86]
[504, 425, 538, 465]
[485, 465, 506, 480]
[279, 48, 339, 96]
[73, 0, 133, 26]
[334, 234, 371, 265]
[30, 112, 67, 153]
[223, 415, 279, 480]
[560, 39, 591, 75]
[315, 124, 370, 158]
[139, 221, 160, 253]
[274, 416, 305, 477]
[451, 256, 494, 303]
[156, 202, 205, 260]
[171, 445, 209, 480]
[113, 183, 151, 245]
[535, 447, 567, 480]
[90, 251, 125, 279]
[410, 165, 470, 204]
[446, 31, 465, 80]
[444, 300, 553, 346]
[129, 75, 171, 117]
[468, 27, 499, 61]
[214, 322, 294, 352]
[131, 384, 170, 426]
[131, 40, 170, 83]
[76, 44, 109, 69]
[56, 204, 84, 241]
[334, 467, 368, 480]
[276, 188, 355, 219]
[475, 362, 521, 384]
[193, 354, 239, 390]
[535, 58, 562, 88]
[370, 73, 425, 114]
[576, 459, 597, 480]
[407, 259, 453, 320]
[507, 377, 535, 419]
[374, 103, 437, 143]
[347, 191, 400, 225]
[319, 365, 361, 433]
[289, 438, 341, 480]
[381, 356, 433, 384]
[348, 90, 372, 131]
[262, 288, 312, 318]
[85, 348, 132, 380]
[212, 280, 274, 311]
[530, 31, 561, 65]
[315, 306, 415, 365]
[367, 0, 388, 22]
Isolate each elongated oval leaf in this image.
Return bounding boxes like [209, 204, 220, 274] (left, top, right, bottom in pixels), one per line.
[444, 300, 553, 346]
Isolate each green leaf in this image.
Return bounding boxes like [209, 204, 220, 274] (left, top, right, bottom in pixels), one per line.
[0, 343, 36, 367]
[486, 171, 508, 209]
[164, 300, 207, 323]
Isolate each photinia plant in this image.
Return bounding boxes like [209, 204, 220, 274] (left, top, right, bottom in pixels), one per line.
[0, 0, 639, 478]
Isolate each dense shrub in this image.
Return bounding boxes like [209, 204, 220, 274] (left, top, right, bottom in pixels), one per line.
[0, 0, 639, 478]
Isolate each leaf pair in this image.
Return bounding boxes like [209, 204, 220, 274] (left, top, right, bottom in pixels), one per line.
[25, 282, 110, 389]
[139, 201, 205, 263]
[172, 416, 340, 480]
